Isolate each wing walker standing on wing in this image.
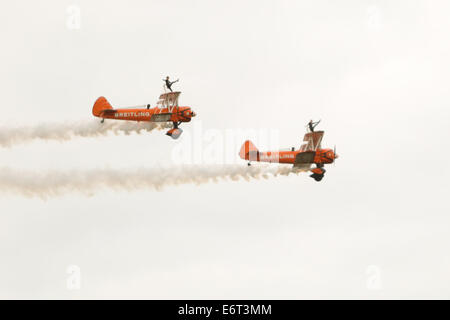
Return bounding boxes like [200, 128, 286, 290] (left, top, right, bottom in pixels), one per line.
[164, 76, 179, 92]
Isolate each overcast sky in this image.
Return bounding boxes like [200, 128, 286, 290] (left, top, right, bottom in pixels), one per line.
[0, 0, 449, 299]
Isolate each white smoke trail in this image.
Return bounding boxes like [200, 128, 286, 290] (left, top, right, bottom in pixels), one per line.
[0, 165, 305, 198]
[0, 120, 172, 147]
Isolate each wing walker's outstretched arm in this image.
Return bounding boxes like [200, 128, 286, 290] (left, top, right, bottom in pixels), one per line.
[162, 79, 179, 85]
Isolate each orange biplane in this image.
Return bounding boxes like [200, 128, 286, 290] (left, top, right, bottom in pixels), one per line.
[239, 127, 338, 181]
[92, 91, 196, 139]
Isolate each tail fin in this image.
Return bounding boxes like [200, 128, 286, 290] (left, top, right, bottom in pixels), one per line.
[239, 140, 259, 160]
[92, 96, 113, 117]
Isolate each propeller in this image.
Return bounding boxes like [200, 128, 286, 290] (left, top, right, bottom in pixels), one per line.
[333, 145, 338, 165]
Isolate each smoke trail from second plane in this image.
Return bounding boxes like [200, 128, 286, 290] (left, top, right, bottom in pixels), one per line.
[0, 165, 304, 198]
[0, 120, 171, 147]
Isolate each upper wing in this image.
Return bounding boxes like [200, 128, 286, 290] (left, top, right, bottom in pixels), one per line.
[158, 91, 181, 100]
[157, 92, 181, 108]
[299, 130, 324, 151]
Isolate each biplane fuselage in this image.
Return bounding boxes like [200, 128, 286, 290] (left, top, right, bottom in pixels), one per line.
[240, 148, 336, 165]
[92, 91, 196, 139]
[239, 130, 338, 181]
[94, 103, 195, 124]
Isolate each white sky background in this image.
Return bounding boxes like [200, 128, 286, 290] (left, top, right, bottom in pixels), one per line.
[0, 0, 449, 298]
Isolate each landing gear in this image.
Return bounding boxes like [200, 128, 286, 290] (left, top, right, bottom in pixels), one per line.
[310, 172, 324, 181]
[248, 162, 251, 166]
[100, 118, 105, 124]
[310, 165, 326, 182]
[166, 121, 183, 140]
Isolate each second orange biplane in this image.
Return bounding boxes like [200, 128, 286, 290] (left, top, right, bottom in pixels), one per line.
[239, 127, 338, 181]
[92, 91, 196, 139]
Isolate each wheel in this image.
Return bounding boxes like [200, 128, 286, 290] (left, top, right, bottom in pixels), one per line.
[247, 162, 251, 166]
[310, 173, 324, 181]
